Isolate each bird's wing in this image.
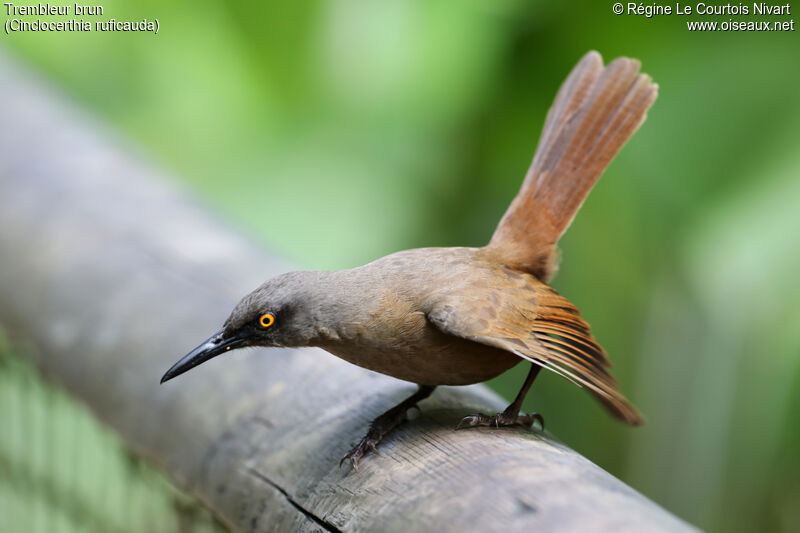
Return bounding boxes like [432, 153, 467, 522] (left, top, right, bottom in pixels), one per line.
[485, 51, 658, 281]
[426, 274, 643, 425]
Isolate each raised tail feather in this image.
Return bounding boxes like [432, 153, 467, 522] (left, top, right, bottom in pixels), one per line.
[487, 51, 658, 281]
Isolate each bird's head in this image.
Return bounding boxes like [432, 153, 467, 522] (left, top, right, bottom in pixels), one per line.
[160, 272, 316, 384]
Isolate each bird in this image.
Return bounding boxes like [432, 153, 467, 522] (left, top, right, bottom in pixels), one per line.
[161, 50, 658, 470]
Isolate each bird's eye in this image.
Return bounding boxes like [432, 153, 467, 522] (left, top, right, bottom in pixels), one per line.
[259, 313, 275, 328]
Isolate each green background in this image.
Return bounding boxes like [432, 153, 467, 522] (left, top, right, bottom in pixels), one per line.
[2, 1, 799, 531]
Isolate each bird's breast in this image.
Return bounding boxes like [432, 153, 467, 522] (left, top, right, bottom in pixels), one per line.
[316, 288, 520, 386]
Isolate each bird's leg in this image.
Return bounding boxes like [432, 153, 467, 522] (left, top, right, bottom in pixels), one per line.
[340, 385, 435, 471]
[457, 363, 544, 430]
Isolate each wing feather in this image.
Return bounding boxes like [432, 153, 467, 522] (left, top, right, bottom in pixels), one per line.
[428, 281, 643, 425]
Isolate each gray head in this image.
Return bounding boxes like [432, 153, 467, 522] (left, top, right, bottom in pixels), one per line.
[160, 271, 318, 383]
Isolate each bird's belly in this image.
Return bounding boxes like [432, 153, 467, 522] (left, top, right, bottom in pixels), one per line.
[319, 331, 521, 386]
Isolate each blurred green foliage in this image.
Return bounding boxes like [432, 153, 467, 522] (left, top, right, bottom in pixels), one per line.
[0, 340, 228, 532]
[2, 1, 799, 531]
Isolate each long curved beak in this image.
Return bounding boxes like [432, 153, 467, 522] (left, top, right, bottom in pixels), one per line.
[160, 329, 245, 384]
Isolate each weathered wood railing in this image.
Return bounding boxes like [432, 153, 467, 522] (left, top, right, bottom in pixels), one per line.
[0, 51, 695, 532]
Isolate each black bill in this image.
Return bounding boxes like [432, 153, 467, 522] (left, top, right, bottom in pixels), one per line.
[160, 329, 245, 384]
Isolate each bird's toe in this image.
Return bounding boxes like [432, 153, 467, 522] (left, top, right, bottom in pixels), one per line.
[456, 413, 493, 429]
[457, 411, 544, 430]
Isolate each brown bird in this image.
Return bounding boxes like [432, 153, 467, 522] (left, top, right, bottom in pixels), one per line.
[161, 51, 658, 470]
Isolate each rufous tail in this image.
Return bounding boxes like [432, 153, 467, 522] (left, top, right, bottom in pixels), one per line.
[486, 51, 658, 281]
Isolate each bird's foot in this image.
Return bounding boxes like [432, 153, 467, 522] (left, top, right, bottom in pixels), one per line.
[340, 385, 435, 471]
[457, 410, 544, 430]
[339, 425, 383, 472]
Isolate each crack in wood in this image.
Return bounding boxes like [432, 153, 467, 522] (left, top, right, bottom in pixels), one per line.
[247, 468, 342, 533]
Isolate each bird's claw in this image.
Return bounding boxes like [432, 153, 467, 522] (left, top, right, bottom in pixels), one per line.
[456, 414, 490, 429]
[457, 411, 544, 430]
[340, 432, 381, 471]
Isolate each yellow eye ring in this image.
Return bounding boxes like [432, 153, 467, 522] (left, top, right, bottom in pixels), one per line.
[259, 313, 275, 328]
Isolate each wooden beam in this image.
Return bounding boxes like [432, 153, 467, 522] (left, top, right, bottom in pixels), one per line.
[0, 51, 696, 533]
